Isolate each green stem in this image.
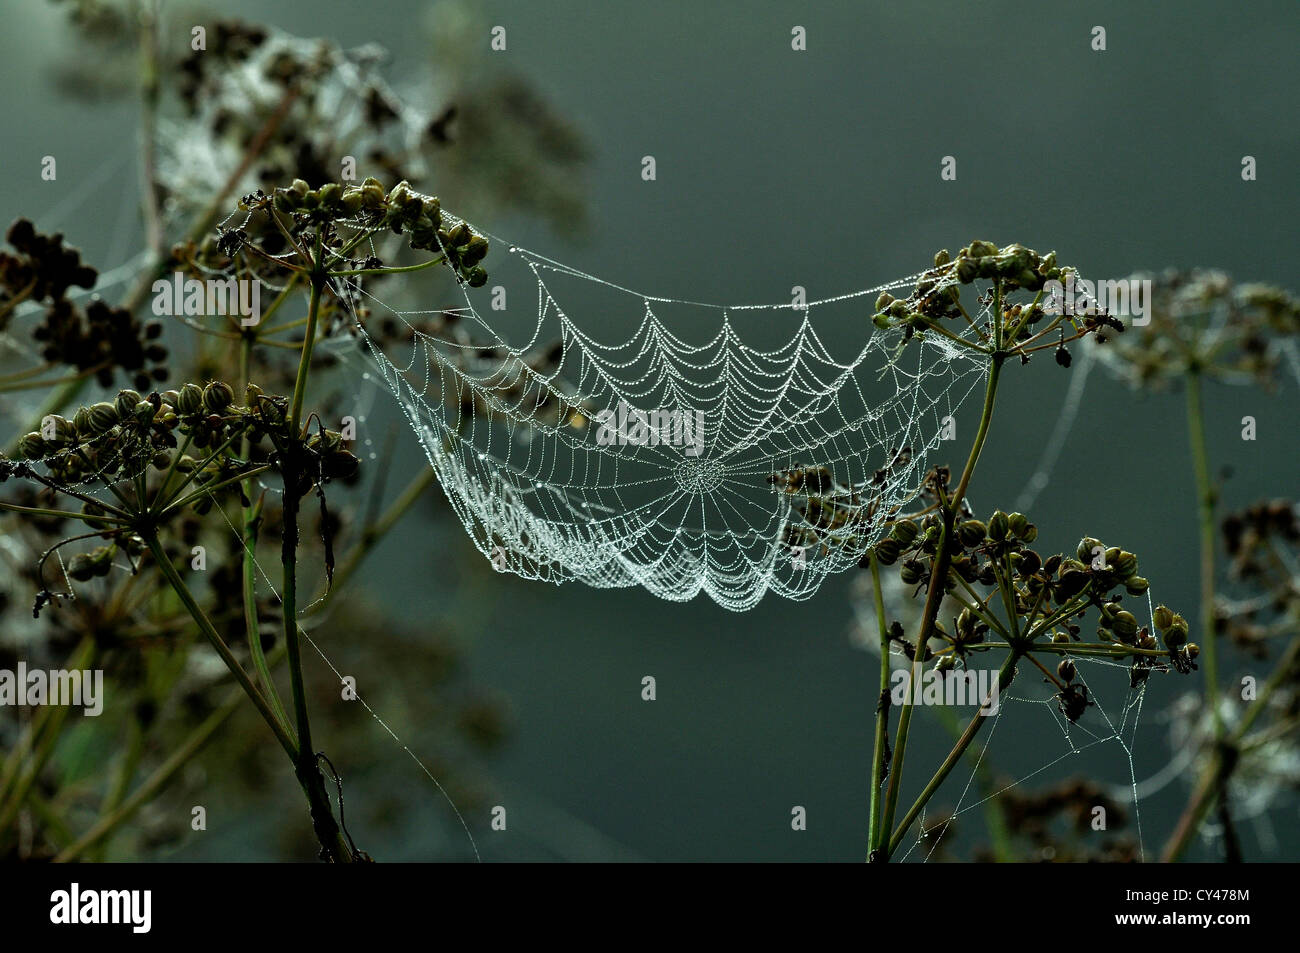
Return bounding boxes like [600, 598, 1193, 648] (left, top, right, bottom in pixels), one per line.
[867, 554, 891, 853]
[279, 265, 353, 862]
[1185, 372, 1221, 736]
[243, 495, 291, 737]
[887, 650, 1021, 856]
[1162, 631, 1300, 861]
[142, 530, 297, 759]
[877, 350, 1004, 860]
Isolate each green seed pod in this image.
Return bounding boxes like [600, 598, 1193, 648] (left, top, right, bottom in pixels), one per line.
[1112, 610, 1139, 640]
[203, 380, 234, 413]
[152, 450, 172, 470]
[1104, 546, 1122, 568]
[872, 312, 892, 330]
[1164, 618, 1189, 649]
[466, 266, 488, 288]
[1185, 642, 1200, 660]
[90, 546, 113, 577]
[969, 240, 998, 258]
[360, 178, 386, 208]
[890, 519, 920, 546]
[72, 406, 93, 436]
[67, 553, 96, 582]
[1153, 605, 1175, 631]
[1057, 659, 1076, 682]
[875, 292, 895, 312]
[160, 390, 180, 408]
[933, 248, 951, 268]
[317, 182, 342, 208]
[114, 389, 142, 420]
[900, 559, 925, 585]
[958, 519, 987, 548]
[341, 189, 364, 215]
[462, 235, 489, 266]
[873, 538, 901, 565]
[988, 511, 1009, 540]
[1051, 631, 1071, 644]
[1076, 537, 1103, 563]
[176, 382, 201, 416]
[935, 654, 956, 672]
[1124, 575, 1150, 595]
[133, 400, 156, 423]
[1112, 551, 1138, 578]
[17, 432, 47, 460]
[40, 413, 73, 452]
[290, 178, 310, 198]
[956, 259, 977, 283]
[1018, 550, 1042, 576]
[87, 402, 120, 434]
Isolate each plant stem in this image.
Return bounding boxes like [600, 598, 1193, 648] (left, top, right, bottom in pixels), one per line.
[307, 465, 437, 612]
[877, 349, 1005, 859]
[1161, 631, 1300, 861]
[1185, 373, 1221, 735]
[143, 530, 297, 759]
[289, 273, 324, 432]
[887, 650, 1020, 855]
[279, 265, 353, 862]
[243, 495, 291, 736]
[867, 554, 891, 853]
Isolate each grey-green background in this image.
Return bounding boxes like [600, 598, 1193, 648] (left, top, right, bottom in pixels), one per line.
[1, 0, 1297, 861]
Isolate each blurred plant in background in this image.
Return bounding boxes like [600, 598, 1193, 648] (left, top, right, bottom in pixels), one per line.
[0, 0, 586, 861]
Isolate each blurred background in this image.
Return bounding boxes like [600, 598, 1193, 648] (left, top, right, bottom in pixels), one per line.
[0, 0, 1297, 861]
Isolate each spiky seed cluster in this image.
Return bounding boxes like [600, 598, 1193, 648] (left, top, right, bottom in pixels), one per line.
[864, 511, 1197, 709]
[259, 177, 489, 287]
[13, 383, 359, 507]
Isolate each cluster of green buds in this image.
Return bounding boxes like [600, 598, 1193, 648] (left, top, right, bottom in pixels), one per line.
[263, 177, 489, 287]
[873, 242, 1067, 333]
[14, 381, 360, 514]
[869, 242, 1128, 369]
[16, 388, 179, 481]
[865, 509, 1197, 703]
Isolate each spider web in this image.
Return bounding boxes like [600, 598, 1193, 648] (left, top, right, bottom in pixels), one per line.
[345, 222, 990, 611]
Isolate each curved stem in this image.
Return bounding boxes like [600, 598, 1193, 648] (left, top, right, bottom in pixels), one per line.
[877, 349, 1005, 859]
[143, 530, 297, 760]
[887, 650, 1020, 856]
